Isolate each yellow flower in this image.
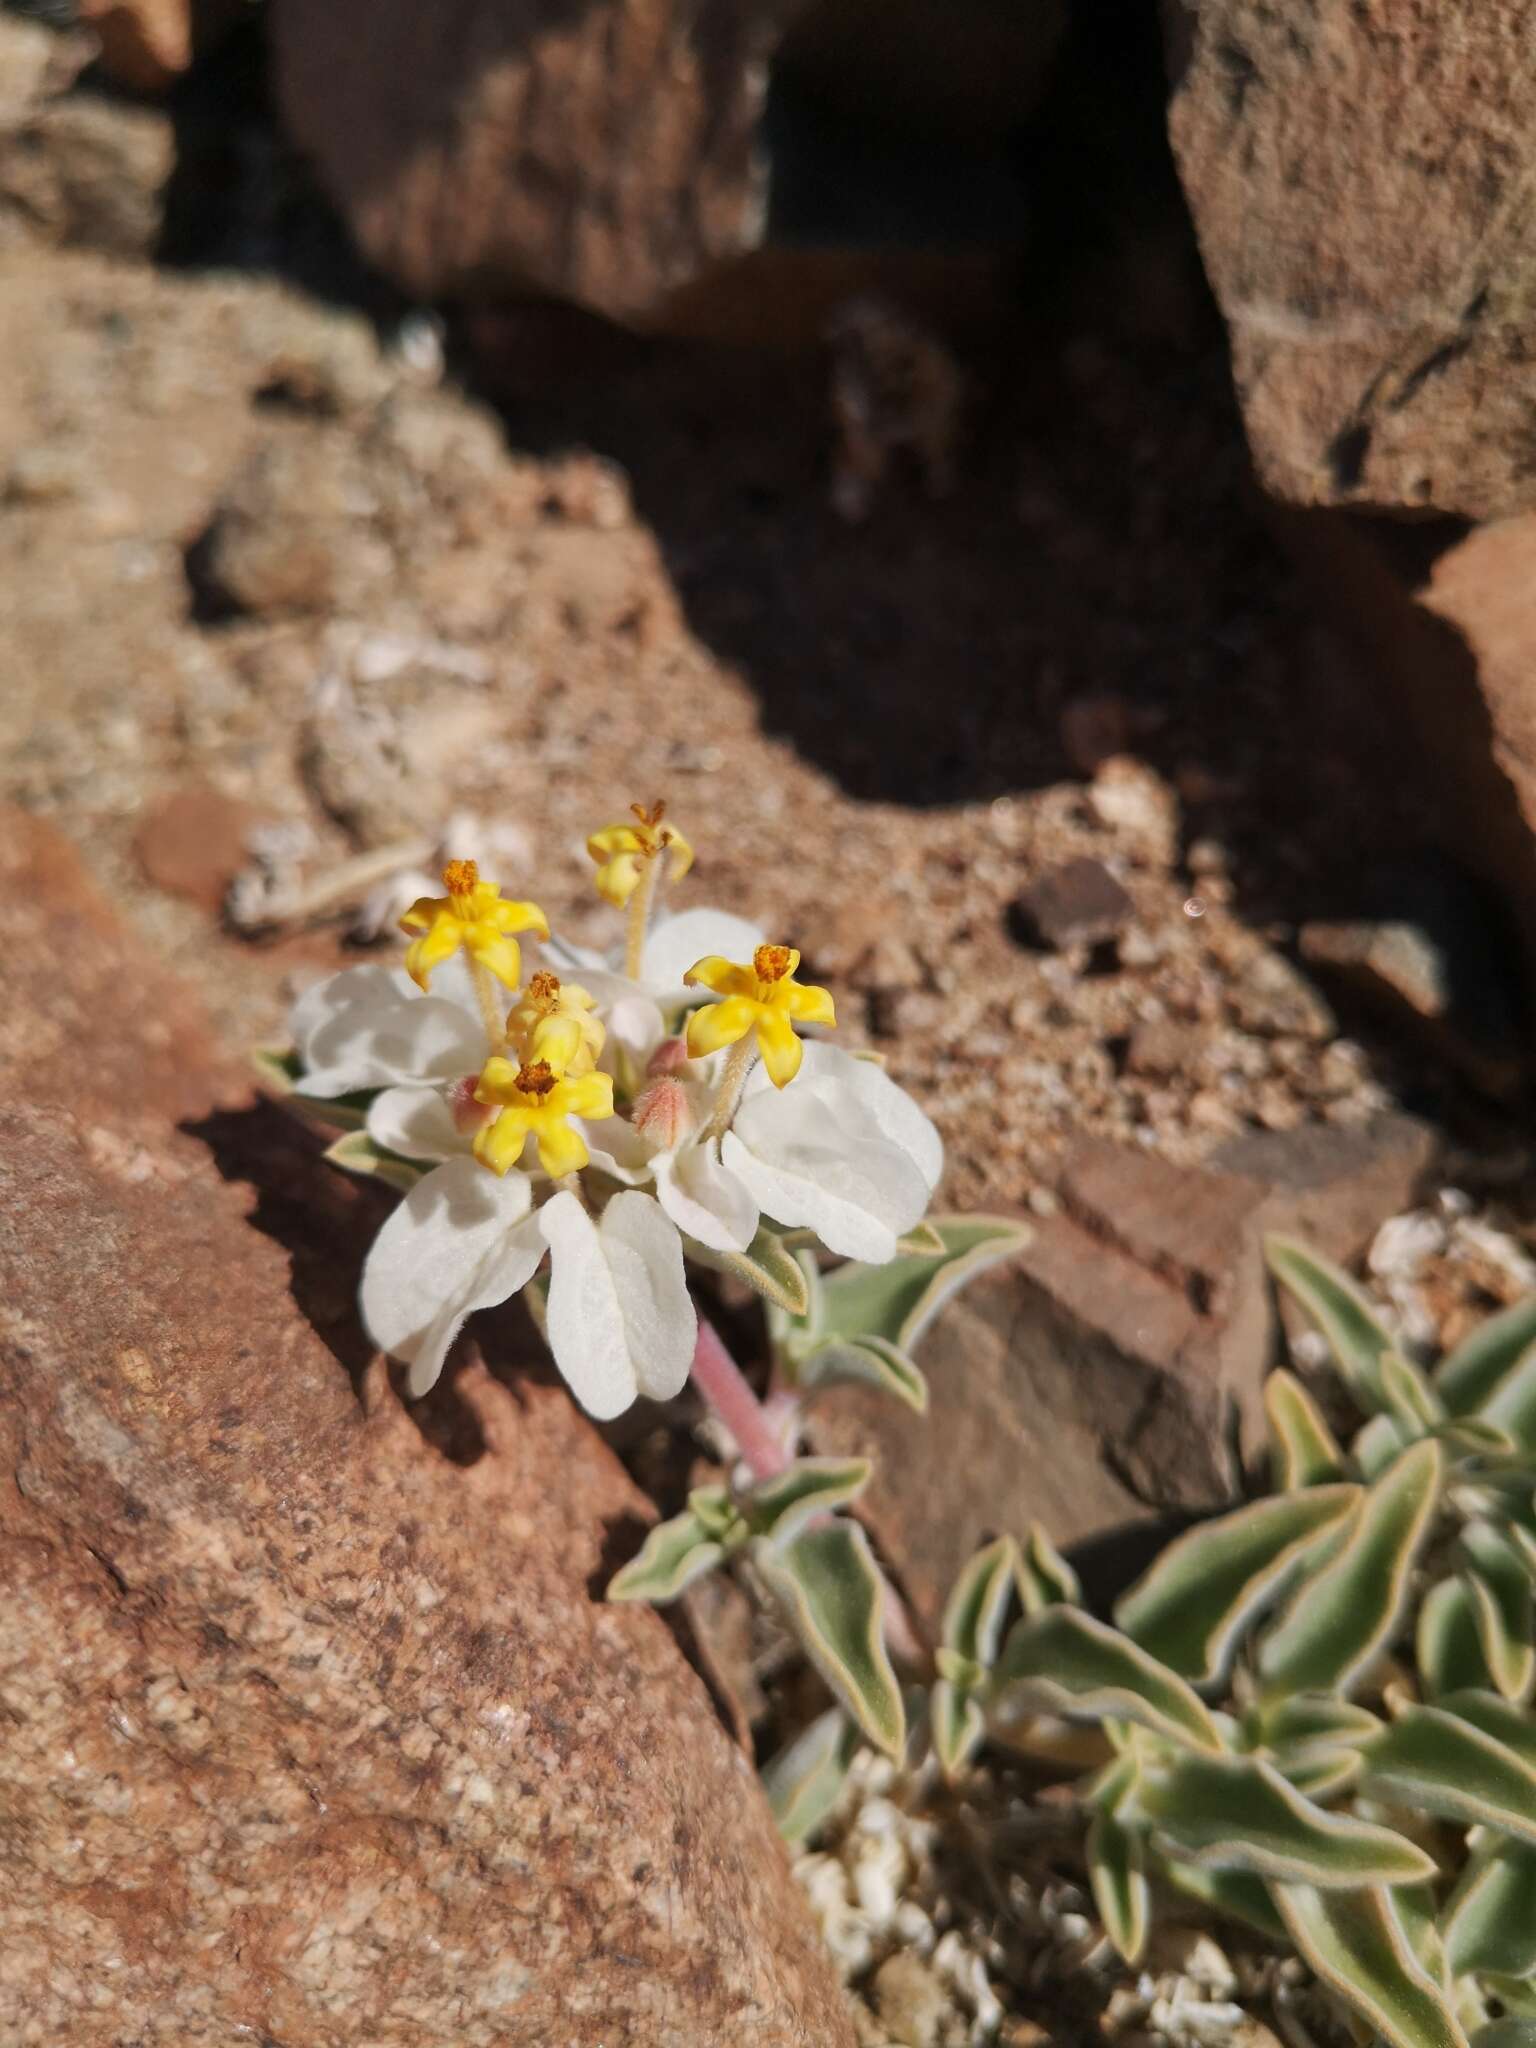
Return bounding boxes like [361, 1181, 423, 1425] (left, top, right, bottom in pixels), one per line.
[399, 859, 549, 993]
[506, 970, 605, 1077]
[587, 800, 694, 909]
[472, 1057, 615, 1179]
[683, 944, 835, 1088]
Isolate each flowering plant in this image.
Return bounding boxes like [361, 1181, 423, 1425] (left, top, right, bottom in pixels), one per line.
[262, 802, 1026, 1750]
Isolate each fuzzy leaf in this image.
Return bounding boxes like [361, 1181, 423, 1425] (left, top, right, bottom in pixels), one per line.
[323, 1128, 426, 1192]
[1115, 1485, 1361, 1684]
[1419, 1577, 1499, 1700]
[897, 1220, 947, 1257]
[757, 1523, 906, 1759]
[606, 1508, 726, 1603]
[1089, 1804, 1149, 1965]
[943, 1535, 1020, 1670]
[695, 1224, 812, 1316]
[1362, 1704, 1536, 1847]
[1461, 1521, 1536, 1702]
[1153, 1857, 1287, 1940]
[1137, 1753, 1435, 1887]
[1266, 1235, 1401, 1414]
[1256, 1696, 1384, 1753]
[252, 1043, 302, 1094]
[813, 1215, 1029, 1354]
[1258, 1439, 1442, 1697]
[1473, 1343, 1536, 1455]
[763, 1707, 862, 1846]
[993, 1607, 1222, 1753]
[1438, 1299, 1536, 1414]
[1016, 1522, 1081, 1614]
[1274, 1885, 1467, 2048]
[1471, 2024, 1536, 2048]
[1265, 1370, 1347, 1488]
[792, 1337, 929, 1413]
[1357, 1412, 1417, 1478]
[745, 1457, 872, 1547]
[1381, 1349, 1446, 1432]
[931, 1679, 986, 1779]
[1276, 1748, 1366, 1800]
[1444, 1837, 1536, 1979]
[1435, 1689, 1536, 1772]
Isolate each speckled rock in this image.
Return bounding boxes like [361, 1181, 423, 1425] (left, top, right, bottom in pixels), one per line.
[0, 807, 854, 2047]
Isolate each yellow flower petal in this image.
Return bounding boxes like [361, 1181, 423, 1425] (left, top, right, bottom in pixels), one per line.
[594, 850, 645, 908]
[755, 1006, 804, 1088]
[399, 894, 441, 934]
[493, 897, 550, 939]
[586, 825, 645, 861]
[662, 822, 694, 882]
[684, 956, 757, 999]
[785, 980, 836, 1027]
[468, 932, 524, 991]
[528, 1014, 585, 1073]
[404, 915, 464, 991]
[474, 1107, 531, 1175]
[560, 1072, 616, 1121]
[686, 994, 759, 1058]
[535, 1116, 590, 1180]
[474, 1055, 523, 1105]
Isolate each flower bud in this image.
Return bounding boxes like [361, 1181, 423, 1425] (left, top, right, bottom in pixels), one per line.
[647, 1035, 690, 1076]
[631, 1075, 694, 1149]
[449, 1074, 494, 1133]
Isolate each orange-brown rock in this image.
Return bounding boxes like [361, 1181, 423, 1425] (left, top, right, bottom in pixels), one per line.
[1168, 0, 1536, 520]
[0, 808, 854, 2047]
[270, 0, 796, 322]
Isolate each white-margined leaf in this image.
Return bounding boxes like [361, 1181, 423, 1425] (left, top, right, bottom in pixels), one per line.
[1136, 1753, 1434, 1887]
[931, 1679, 986, 1779]
[324, 1128, 427, 1192]
[1275, 1747, 1367, 1800]
[791, 1337, 929, 1413]
[1381, 1349, 1445, 1432]
[1362, 1704, 1536, 1847]
[812, 1214, 1029, 1354]
[1258, 1439, 1442, 1697]
[1473, 1342, 1536, 1456]
[763, 1706, 862, 1845]
[1419, 1577, 1499, 1700]
[992, 1607, 1222, 1754]
[1266, 1236, 1401, 1415]
[1438, 1299, 1536, 1414]
[1274, 1884, 1467, 2048]
[1357, 1412, 1418, 1479]
[1265, 1369, 1347, 1488]
[1443, 1836, 1536, 1979]
[1470, 2024, 1536, 2048]
[606, 1507, 727, 1603]
[757, 1522, 906, 1759]
[1016, 1522, 1081, 1614]
[252, 1043, 302, 1094]
[942, 1534, 1020, 1670]
[1435, 1689, 1536, 1771]
[1152, 1856, 1287, 1940]
[1089, 1802, 1150, 1965]
[1115, 1485, 1360, 1684]
[690, 1223, 810, 1315]
[1255, 1695, 1384, 1753]
[744, 1457, 872, 1547]
[1461, 1520, 1536, 1702]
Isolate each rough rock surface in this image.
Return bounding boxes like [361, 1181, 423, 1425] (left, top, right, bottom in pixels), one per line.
[812, 1117, 1435, 1629]
[1168, 0, 1536, 520]
[270, 0, 793, 322]
[0, 806, 854, 2047]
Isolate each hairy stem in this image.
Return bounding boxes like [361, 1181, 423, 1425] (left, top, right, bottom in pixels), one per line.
[700, 1035, 756, 1147]
[624, 854, 661, 982]
[470, 958, 507, 1052]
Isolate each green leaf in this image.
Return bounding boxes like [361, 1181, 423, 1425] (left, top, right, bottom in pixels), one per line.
[252, 1043, 302, 1094]
[992, 1607, 1222, 1753]
[692, 1224, 810, 1315]
[1419, 1577, 1499, 1700]
[814, 1215, 1029, 1354]
[942, 1535, 1020, 1670]
[757, 1523, 906, 1759]
[606, 1508, 726, 1603]
[1265, 1369, 1347, 1488]
[1089, 1803, 1149, 1964]
[1016, 1522, 1081, 1614]
[763, 1706, 861, 1846]
[1274, 1884, 1468, 2048]
[1482, 1986, 1536, 2023]
[1461, 1521, 1536, 1702]
[1435, 1689, 1536, 1772]
[1357, 1412, 1418, 1478]
[1258, 1438, 1442, 1697]
[744, 1457, 872, 1547]
[1474, 1343, 1536, 1455]
[792, 1337, 929, 1413]
[1438, 1299, 1536, 1414]
[1444, 1837, 1536, 1978]
[323, 1128, 426, 1193]
[1277, 1748, 1366, 1800]
[1153, 1857, 1287, 1940]
[1266, 1235, 1400, 1414]
[897, 1219, 947, 1257]
[931, 1679, 986, 1779]
[1115, 1485, 1361, 1684]
[1363, 1704, 1536, 1846]
[1136, 1753, 1435, 1887]
[1256, 1695, 1384, 1753]
[1472, 2023, 1536, 2048]
[1381, 1349, 1446, 1432]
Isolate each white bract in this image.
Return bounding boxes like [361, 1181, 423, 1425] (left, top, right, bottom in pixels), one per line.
[286, 855, 943, 1422]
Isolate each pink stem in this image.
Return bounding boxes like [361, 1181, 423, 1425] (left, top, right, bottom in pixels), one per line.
[691, 1316, 793, 1482]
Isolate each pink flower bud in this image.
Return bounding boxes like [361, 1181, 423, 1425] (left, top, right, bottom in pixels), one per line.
[449, 1075, 494, 1133]
[647, 1035, 690, 1076]
[631, 1075, 694, 1149]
